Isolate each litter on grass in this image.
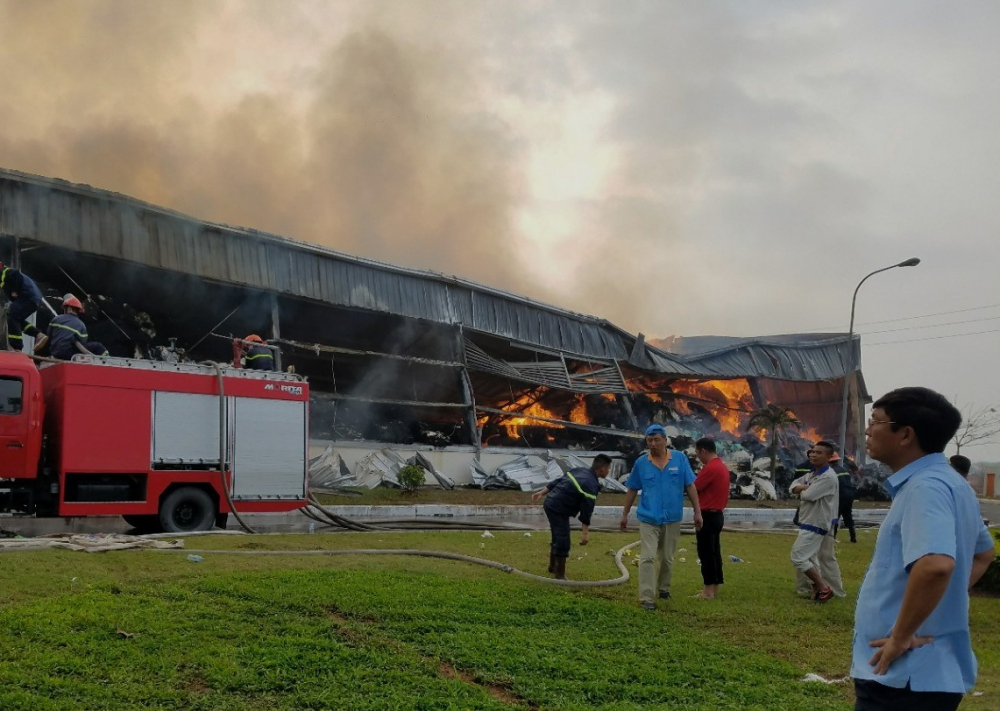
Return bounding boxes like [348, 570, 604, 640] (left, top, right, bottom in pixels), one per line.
[800, 674, 848, 684]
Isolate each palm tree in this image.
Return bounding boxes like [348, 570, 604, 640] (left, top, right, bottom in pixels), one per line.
[745, 404, 801, 480]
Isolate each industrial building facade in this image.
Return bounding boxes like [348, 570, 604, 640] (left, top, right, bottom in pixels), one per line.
[0, 168, 870, 481]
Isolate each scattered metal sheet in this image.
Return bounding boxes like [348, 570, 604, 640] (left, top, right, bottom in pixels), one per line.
[599, 476, 628, 494]
[308, 446, 357, 490]
[543, 451, 628, 493]
[408, 452, 455, 490]
[470, 459, 520, 490]
[355, 449, 408, 488]
[494, 456, 554, 492]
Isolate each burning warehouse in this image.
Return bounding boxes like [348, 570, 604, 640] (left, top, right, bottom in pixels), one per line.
[0, 168, 870, 494]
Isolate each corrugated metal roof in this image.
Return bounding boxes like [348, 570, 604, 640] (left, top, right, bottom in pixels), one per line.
[645, 333, 859, 382]
[0, 168, 641, 361]
[0, 168, 859, 385]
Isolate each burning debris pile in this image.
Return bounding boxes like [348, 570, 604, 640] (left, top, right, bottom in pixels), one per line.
[474, 377, 827, 500]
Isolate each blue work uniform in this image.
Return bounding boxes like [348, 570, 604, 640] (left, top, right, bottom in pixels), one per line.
[46, 313, 88, 360]
[245, 344, 275, 371]
[543, 467, 601, 558]
[625, 451, 696, 524]
[1, 267, 43, 350]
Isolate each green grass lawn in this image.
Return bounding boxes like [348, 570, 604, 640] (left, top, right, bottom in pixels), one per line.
[0, 527, 995, 710]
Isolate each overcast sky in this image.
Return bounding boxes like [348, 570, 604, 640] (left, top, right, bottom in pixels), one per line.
[2, 1, 999, 460]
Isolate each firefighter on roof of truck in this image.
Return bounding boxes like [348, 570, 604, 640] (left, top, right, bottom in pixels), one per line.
[0, 260, 44, 352]
[243, 334, 275, 371]
[34, 294, 99, 360]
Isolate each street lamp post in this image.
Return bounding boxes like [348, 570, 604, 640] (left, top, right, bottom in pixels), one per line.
[838, 257, 921, 456]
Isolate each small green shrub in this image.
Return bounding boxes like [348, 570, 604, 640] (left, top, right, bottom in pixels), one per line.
[397, 465, 426, 494]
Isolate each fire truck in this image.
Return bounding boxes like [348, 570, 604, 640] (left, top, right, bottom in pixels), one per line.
[0, 351, 309, 532]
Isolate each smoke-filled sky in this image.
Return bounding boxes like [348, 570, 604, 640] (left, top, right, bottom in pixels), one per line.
[3, 1, 1000, 460]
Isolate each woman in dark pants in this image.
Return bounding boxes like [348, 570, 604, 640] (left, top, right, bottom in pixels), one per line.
[532, 454, 611, 580]
[693, 438, 730, 599]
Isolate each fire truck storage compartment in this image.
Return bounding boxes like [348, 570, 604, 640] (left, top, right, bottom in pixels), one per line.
[64, 473, 147, 502]
[151, 390, 306, 499]
[152, 392, 223, 467]
[231, 397, 307, 500]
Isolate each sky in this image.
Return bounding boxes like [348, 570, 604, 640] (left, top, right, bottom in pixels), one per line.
[2, 1, 999, 460]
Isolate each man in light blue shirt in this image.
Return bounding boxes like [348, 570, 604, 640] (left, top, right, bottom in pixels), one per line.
[853, 387, 995, 710]
[619, 424, 702, 610]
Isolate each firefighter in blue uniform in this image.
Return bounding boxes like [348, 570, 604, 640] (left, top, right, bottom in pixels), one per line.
[0, 261, 44, 351]
[532, 454, 612, 579]
[243, 334, 275, 371]
[33, 295, 95, 360]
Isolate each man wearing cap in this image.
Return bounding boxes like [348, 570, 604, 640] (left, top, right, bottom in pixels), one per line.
[620, 424, 703, 610]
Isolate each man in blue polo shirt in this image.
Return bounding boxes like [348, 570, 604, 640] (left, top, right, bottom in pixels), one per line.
[620, 424, 703, 610]
[853, 387, 995, 710]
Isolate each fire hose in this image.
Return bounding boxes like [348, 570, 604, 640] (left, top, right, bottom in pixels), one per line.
[163, 538, 644, 588]
[208, 362, 257, 535]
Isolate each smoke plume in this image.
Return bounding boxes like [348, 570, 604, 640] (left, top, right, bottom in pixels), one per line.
[0, 1, 529, 295]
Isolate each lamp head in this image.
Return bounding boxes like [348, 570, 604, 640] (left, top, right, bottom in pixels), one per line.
[897, 257, 921, 267]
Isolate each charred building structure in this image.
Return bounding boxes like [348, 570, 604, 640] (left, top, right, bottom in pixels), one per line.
[0, 168, 870, 484]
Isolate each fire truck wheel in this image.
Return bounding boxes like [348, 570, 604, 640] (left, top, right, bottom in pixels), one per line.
[122, 514, 160, 532]
[159, 487, 217, 533]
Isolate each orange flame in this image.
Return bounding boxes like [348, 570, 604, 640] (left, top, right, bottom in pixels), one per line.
[569, 395, 589, 425]
[477, 393, 566, 439]
[668, 379, 756, 435]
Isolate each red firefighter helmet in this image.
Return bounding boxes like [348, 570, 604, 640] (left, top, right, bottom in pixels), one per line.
[63, 295, 85, 313]
[244, 334, 264, 343]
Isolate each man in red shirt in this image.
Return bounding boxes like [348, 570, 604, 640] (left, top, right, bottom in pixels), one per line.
[693, 438, 730, 599]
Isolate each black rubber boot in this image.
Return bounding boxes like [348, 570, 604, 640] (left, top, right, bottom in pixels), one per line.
[548, 550, 556, 573]
[554, 557, 567, 580]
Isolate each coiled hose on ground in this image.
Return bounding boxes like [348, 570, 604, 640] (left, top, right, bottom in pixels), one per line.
[165, 537, 644, 588]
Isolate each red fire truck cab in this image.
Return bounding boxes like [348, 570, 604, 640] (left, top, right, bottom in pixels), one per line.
[0, 352, 309, 532]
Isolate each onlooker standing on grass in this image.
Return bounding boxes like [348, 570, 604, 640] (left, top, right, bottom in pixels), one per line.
[532, 454, 612, 580]
[832, 451, 858, 543]
[693, 437, 728, 600]
[795, 450, 847, 599]
[619, 424, 703, 610]
[853, 388, 994, 710]
[789, 441, 841, 603]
